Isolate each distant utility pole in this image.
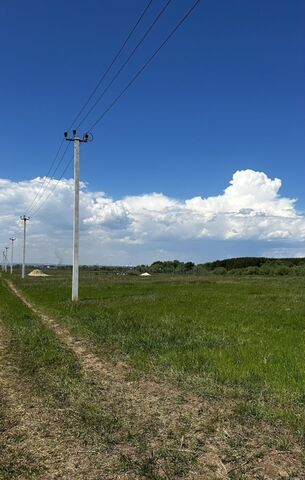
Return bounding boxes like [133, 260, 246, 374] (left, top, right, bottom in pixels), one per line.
[10, 237, 16, 275]
[64, 130, 92, 301]
[4, 246, 9, 273]
[20, 215, 30, 279]
[2, 251, 5, 271]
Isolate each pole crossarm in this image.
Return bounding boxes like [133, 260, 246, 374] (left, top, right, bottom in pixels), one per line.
[64, 130, 92, 143]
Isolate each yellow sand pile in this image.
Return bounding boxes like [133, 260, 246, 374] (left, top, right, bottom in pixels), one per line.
[28, 269, 49, 277]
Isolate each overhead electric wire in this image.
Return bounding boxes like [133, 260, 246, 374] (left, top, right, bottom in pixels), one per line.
[76, 0, 173, 129]
[24, 1, 154, 216]
[27, 0, 201, 218]
[68, 0, 154, 130]
[24, 139, 65, 214]
[87, 0, 202, 133]
[30, 154, 74, 218]
[27, 142, 71, 215]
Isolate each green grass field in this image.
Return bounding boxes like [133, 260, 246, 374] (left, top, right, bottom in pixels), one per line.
[11, 270, 305, 432]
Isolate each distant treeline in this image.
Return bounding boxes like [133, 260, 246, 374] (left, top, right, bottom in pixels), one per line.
[27, 257, 305, 276]
[133, 257, 305, 276]
[204, 257, 305, 270]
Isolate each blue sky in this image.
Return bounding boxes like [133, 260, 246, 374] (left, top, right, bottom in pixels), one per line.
[0, 0, 304, 264]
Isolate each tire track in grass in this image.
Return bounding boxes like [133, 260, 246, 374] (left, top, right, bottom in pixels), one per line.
[0, 323, 120, 480]
[4, 278, 305, 479]
[0, 276, 137, 478]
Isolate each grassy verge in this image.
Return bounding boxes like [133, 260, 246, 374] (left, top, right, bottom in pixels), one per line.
[0, 279, 122, 478]
[0, 278, 208, 478]
[10, 270, 305, 433]
[0, 281, 81, 400]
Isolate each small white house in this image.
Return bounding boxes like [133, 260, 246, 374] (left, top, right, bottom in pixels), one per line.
[140, 272, 151, 277]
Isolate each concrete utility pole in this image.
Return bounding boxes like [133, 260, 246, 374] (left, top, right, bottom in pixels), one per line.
[4, 246, 9, 273]
[64, 130, 92, 301]
[10, 237, 16, 275]
[2, 251, 5, 271]
[20, 215, 30, 279]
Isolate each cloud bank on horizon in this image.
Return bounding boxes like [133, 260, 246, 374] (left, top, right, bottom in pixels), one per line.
[1, 169, 305, 265]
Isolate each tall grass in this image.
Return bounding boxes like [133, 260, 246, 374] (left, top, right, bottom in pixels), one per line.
[12, 271, 305, 430]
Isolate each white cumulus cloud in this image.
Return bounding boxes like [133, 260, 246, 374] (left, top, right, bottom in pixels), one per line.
[0, 169, 304, 265]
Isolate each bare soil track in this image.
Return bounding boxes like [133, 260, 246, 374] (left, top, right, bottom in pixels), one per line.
[1, 278, 304, 479]
[0, 324, 121, 479]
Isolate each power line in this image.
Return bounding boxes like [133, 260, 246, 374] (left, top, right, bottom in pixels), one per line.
[24, 1, 154, 217]
[28, 142, 71, 215]
[76, 0, 173, 129]
[24, 139, 65, 213]
[27, 0, 202, 218]
[88, 0, 202, 133]
[68, 0, 154, 130]
[30, 154, 74, 218]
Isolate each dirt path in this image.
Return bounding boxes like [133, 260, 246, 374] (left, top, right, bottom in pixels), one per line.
[3, 279, 304, 479]
[0, 323, 123, 480]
